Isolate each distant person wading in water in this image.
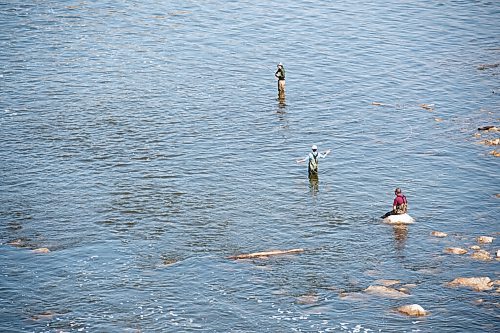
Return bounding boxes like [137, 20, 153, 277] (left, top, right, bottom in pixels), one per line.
[275, 63, 285, 100]
[296, 145, 331, 178]
[382, 188, 408, 218]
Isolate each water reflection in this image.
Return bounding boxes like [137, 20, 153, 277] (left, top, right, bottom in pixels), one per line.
[309, 175, 319, 196]
[392, 224, 408, 251]
[277, 96, 286, 109]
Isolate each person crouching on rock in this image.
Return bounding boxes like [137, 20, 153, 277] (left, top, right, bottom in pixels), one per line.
[382, 188, 408, 218]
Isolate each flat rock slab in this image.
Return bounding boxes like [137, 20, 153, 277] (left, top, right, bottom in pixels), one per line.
[444, 247, 468, 255]
[364, 285, 409, 298]
[431, 231, 448, 238]
[447, 277, 493, 291]
[477, 236, 494, 244]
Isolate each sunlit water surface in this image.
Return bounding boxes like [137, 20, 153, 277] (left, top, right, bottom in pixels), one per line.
[1, 1, 499, 332]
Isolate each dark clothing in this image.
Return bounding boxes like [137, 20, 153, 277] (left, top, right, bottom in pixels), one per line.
[275, 67, 285, 80]
[308, 152, 319, 176]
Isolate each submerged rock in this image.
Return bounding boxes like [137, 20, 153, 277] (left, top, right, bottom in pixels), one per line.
[477, 236, 494, 244]
[419, 103, 434, 111]
[30, 311, 56, 321]
[477, 63, 499, 70]
[479, 138, 500, 146]
[296, 294, 319, 305]
[447, 277, 493, 291]
[7, 239, 29, 248]
[374, 279, 400, 286]
[364, 285, 409, 298]
[471, 250, 492, 261]
[444, 247, 468, 255]
[470, 245, 481, 251]
[397, 304, 427, 316]
[431, 231, 448, 238]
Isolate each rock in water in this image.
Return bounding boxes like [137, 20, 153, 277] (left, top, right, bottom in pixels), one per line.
[477, 236, 494, 244]
[431, 231, 448, 238]
[471, 250, 492, 261]
[444, 247, 468, 255]
[364, 285, 409, 298]
[397, 304, 427, 316]
[32, 248, 50, 254]
[447, 277, 493, 291]
[383, 213, 414, 224]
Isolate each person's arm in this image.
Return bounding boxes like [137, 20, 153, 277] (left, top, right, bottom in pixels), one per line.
[296, 154, 309, 163]
[392, 198, 398, 211]
[319, 149, 331, 158]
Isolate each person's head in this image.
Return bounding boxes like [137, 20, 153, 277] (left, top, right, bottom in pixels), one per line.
[395, 188, 402, 195]
[311, 145, 318, 152]
[278, 62, 283, 68]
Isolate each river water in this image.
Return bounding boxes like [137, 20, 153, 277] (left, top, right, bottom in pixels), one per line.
[1, 1, 499, 332]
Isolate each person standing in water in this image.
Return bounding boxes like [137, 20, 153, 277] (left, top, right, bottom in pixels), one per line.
[296, 145, 331, 178]
[382, 188, 408, 218]
[275, 63, 285, 100]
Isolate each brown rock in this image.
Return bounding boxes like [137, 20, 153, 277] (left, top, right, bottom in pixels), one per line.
[470, 245, 481, 250]
[431, 231, 448, 238]
[296, 294, 319, 304]
[471, 250, 492, 261]
[397, 304, 427, 316]
[444, 247, 468, 255]
[32, 248, 50, 254]
[477, 236, 494, 244]
[489, 150, 500, 157]
[419, 104, 434, 111]
[7, 239, 28, 248]
[447, 277, 493, 291]
[31, 311, 55, 321]
[364, 285, 409, 298]
[479, 138, 500, 146]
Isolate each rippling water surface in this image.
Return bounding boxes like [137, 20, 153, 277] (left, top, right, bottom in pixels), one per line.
[1, 1, 499, 332]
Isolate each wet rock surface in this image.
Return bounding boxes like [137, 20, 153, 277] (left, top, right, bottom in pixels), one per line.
[447, 277, 493, 291]
[396, 304, 427, 317]
[363, 285, 409, 298]
[477, 236, 494, 244]
[444, 247, 468, 255]
[471, 250, 492, 261]
[431, 231, 448, 238]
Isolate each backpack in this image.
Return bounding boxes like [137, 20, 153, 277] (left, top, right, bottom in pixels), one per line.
[308, 152, 318, 174]
[394, 195, 408, 214]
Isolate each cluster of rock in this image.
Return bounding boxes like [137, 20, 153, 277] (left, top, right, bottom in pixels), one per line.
[6, 238, 50, 254]
[431, 231, 499, 293]
[337, 232, 498, 317]
[433, 232, 498, 262]
[338, 279, 428, 316]
[476, 126, 499, 157]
